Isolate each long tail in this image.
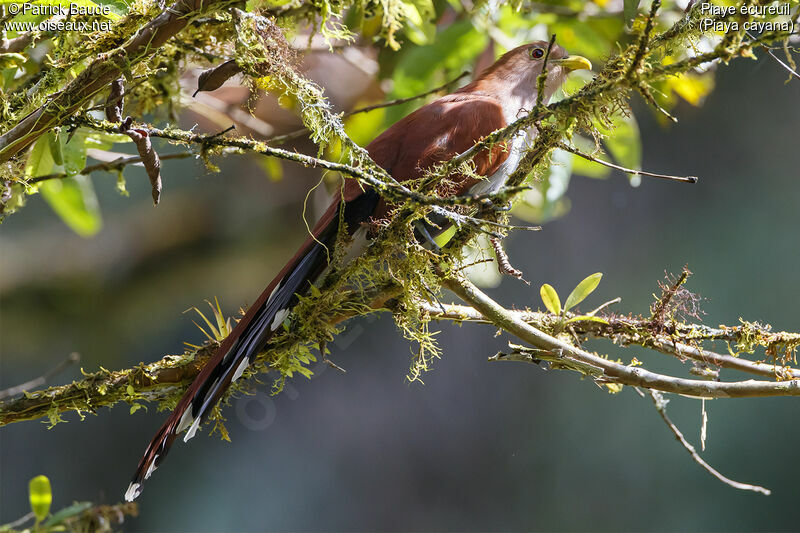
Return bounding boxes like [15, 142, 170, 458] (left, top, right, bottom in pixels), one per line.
[125, 188, 379, 501]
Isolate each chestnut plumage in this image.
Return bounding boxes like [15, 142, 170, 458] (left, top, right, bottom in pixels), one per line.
[125, 41, 590, 501]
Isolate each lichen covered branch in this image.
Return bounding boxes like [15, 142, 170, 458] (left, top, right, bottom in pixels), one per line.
[438, 273, 800, 399]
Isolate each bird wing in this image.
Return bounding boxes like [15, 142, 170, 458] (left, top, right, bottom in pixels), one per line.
[125, 92, 509, 502]
[367, 94, 510, 186]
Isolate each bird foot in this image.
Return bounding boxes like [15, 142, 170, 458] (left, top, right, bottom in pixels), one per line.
[413, 220, 442, 252]
[477, 198, 512, 213]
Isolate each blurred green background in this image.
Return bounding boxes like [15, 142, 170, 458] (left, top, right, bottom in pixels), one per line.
[2, 37, 800, 533]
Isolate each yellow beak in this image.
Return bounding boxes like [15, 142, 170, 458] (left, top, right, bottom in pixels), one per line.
[552, 55, 592, 71]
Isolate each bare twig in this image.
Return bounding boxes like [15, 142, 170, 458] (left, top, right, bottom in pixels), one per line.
[536, 35, 558, 109]
[439, 273, 800, 398]
[648, 389, 771, 495]
[0, 0, 237, 162]
[747, 31, 800, 80]
[628, 0, 662, 77]
[71, 116, 542, 227]
[28, 152, 195, 184]
[558, 142, 697, 183]
[266, 71, 471, 145]
[0, 512, 35, 530]
[636, 83, 679, 122]
[0, 352, 80, 400]
[419, 301, 800, 380]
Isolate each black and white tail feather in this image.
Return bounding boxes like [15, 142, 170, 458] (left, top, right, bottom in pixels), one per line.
[125, 190, 379, 501]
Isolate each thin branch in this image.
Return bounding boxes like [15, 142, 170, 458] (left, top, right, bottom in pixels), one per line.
[0, 353, 80, 400]
[0, 284, 401, 426]
[628, 0, 662, 77]
[558, 142, 697, 183]
[419, 301, 800, 380]
[439, 273, 800, 398]
[188, 92, 276, 137]
[0, 0, 237, 162]
[535, 35, 558, 109]
[28, 152, 195, 184]
[266, 71, 471, 145]
[71, 116, 541, 230]
[349, 71, 471, 115]
[746, 31, 800, 80]
[636, 82, 678, 123]
[648, 389, 771, 495]
[0, 512, 34, 530]
[0, 33, 36, 54]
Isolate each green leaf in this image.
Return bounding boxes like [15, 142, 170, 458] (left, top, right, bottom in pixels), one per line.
[512, 147, 573, 223]
[564, 273, 603, 312]
[48, 132, 64, 166]
[433, 225, 456, 248]
[540, 284, 561, 315]
[463, 235, 502, 288]
[62, 136, 87, 176]
[551, 19, 618, 61]
[44, 502, 93, 527]
[83, 130, 132, 150]
[25, 137, 55, 179]
[400, 0, 436, 45]
[29, 475, 52, 523]
[40, 175, 102, 237]
[344, 104, 386, 146]
[388, 21, 486, 123]
[0, 52, 27, 70]
[624, 0, 640, 26]
[47, 130, 88, 176]
[569, 135, 611, 179]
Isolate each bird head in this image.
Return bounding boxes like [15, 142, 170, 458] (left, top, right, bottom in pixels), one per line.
[472, 41, 592, 107]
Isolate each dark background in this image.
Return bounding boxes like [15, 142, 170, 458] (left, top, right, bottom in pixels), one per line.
[1, 54, 799, 531]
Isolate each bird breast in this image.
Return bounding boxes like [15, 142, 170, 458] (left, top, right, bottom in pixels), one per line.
[468, 127, 536, 196]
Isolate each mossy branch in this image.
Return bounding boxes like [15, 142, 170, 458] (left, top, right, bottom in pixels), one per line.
[0, 0, 236, 162]
[0, 283, 402, 427]
[438, 273, 800, 399]
[4, 266, 800, 428]
[418, 302, 800, 381]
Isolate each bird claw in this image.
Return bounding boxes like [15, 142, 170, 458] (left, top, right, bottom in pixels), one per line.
[413, 220, 442, 252]
[477, 198, 512, 213]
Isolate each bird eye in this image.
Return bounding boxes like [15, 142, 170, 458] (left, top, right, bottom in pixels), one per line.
[529, 47, 544, 59]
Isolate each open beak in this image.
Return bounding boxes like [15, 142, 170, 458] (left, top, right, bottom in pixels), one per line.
[551, 55, 592, 71]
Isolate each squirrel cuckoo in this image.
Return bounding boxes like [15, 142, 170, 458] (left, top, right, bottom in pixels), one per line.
[125, 41, 591, 501]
